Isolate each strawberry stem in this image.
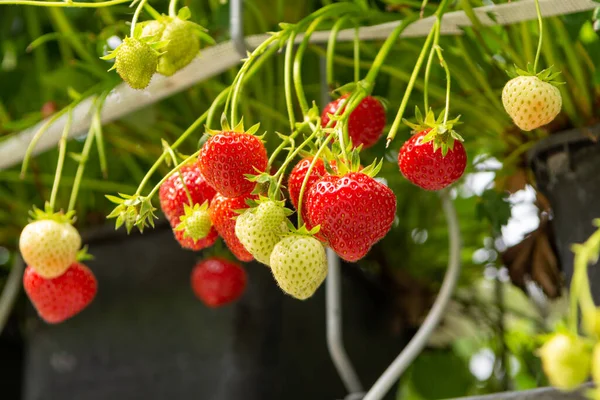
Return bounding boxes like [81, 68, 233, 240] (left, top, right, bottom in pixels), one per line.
[49, 108, 72, 212]
[284, 31, 298, 132]
[296, 132, 334, 228]
[353, 26, 360, 84]
[164, 142, 194, 206]
[423, 19, 440, 113]
[533, 0, 543, 73]
[326, 16, 350, 89]
[147, 149, 202, 200]
[385, 0, 450, 147]
[294, 16, 325, 117]
[130, 0, 148, 37]
[1, 0, 129, 7]
[168, 0, 178, 18]
[272, 125, 322, 186]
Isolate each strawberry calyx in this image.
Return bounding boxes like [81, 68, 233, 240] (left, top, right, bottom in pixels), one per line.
[285, 223, 321, 237]
[205, 115, 263, 138]
[175, 201, 211, 240]
[76, 245, 94, 262]
[100, 36, 167, 65]
[106, 193, 158, 233]
[508, 64, 564, 86]
[403, 107, 463, 157]
[28, 203, 77, 225]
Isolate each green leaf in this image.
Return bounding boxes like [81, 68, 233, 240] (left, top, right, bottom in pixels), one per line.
[177, 6, 191, 20]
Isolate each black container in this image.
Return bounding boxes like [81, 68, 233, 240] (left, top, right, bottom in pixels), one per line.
[22, 223, 406, 400]
[529, 125, 600, 302]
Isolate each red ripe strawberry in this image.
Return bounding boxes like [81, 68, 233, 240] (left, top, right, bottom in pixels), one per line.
[304, 172, 396, 262]
[191, 257, 247, 307]
[209, 192, 256, 262]
[159, 161, 217, 221]
[321, 95, 386, 149]
[23, 262, 97, 324]
[398, 129, 467, 191]
[199, 131, 268, 198]
[287, 157, 328, 210]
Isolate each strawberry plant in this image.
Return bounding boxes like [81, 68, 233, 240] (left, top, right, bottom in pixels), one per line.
[2, 0, 600, 397]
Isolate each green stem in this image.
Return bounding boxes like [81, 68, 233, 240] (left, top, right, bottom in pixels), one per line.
[296, 132, 333, 227]
[353, 26, 360, 83]
[93, 92, 109, 179]
[67, 114, 97, 212]
[144, 3, 162, 20]
[267, 126, 305, 168]
[273, 127, 321, 184]
[420, 0, 429, 18]
[294, 16, 324, 117]
[284, 31, 297, 131]
[49, 109, 72, 211]
[326, 16, 349, 89]
[533, 0, 543, 73]
[130, 0, 149, 37]
[434, 44, 451, 124]
[1, 0, 130, 7]
[147, 150, 202, 199]
[423, 19, 440, 113]
[168, 0, 178, 17]
[164, 142, 193, 205]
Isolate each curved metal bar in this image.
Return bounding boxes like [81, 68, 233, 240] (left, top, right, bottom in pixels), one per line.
[362, 190, 462, 400]
[326, 248, 364, 394]
[230, 0, 251, 57]
[0, 256, 24, 333]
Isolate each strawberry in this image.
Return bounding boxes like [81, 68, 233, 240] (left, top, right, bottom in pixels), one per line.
[103, 37, 160, 90]
[398, 129, 467, 191]
[175, 202, 211, 241]
[191, 257, 247, 307]
[159, 161, 217, 221]
[304, 172, 396, 262]
[235, 206, 289, 266]
[270, 234, 327, 300]
[321, 94, 386, 149]
[140, 20, 166, 39]
[209, 192, 256, 262]
[172, 221, 218, 251]
[19, 219, 81, 279]
[199, 130, 268, 198]
[502, 75, 562, 131]
[23, 262, 97, 324]
[538, 333, 590, 390]
[156, 17, 200, 76]
[287, 157, 328, 210]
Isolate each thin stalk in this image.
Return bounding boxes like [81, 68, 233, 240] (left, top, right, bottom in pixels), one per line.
[533, 0, 543, 73]
[423, 20, 440, 113]
[294, 16, 325, 117]
[273, 127, 322, 184]
[168, 0, 178, 17]
[130, 0, 149, 37]
[284, 31, 297, 131]
[49, 109, 72, 211]
[144, 3, 162, 20]
[0, 0, 130, 7]
[93, 92, 109, 179]
[326, 16, 349, 89]
[164, 143, 193, 205]
[147, 150, 202, 199]
[67, 120, 98, 212]
[434, 44, 451, 124]
[267, 126, 305, 168]
[296, 132, 333, 227]
[353, 26, 360, 83]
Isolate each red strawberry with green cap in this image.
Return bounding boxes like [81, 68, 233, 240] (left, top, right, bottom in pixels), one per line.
[321, 94, 386, 149]
[398, 109, 467, 191]
[287, 157, 328, 211]
[23, 262, 97, 324]
[199, 120, 267, 198]
[172, 220, 218, 251]
[209, 192, 256, 262]
[191, 257, 247, 307]
[159, 161, 217, 221]
[304, 160, 396, 262]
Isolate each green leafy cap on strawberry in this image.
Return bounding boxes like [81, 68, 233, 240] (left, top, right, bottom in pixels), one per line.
[28, 202, 77, 225]
[175, 201, 211, 240]
[403, 107, 463, 156]
[106, 193, 157, 233]
[507, 63, 564, 86]
[205, 114, 262, 138]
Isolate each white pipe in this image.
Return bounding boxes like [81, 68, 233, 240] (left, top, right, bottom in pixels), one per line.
[0, 0, 594, 170]
[326, 248, 364, 395]
[362, 191, 462, 400]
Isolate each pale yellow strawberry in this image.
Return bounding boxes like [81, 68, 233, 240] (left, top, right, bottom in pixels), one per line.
[502, 76, 562, 131]
[235, 209, 288, 266]
[269, 235, 327, 300]
[538, 333, 590, 390]
[19, 220, 81, 278]
[157, 17, 199, 76]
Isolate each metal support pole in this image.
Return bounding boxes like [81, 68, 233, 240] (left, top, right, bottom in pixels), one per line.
[230, 0, 251, 57]
[362, 191, 462, 400]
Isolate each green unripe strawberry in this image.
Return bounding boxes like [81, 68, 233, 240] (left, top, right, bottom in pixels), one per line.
[105, 37, 159, 90]
[255, 200, 286, 231]
[538, 333, 590, 391]
[270, 235, 327, 300]
[175, 202, 211, 241]
[235, 209, 288, 266]
[140, 20, 166, 40]
[157, 17, 200, 76]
